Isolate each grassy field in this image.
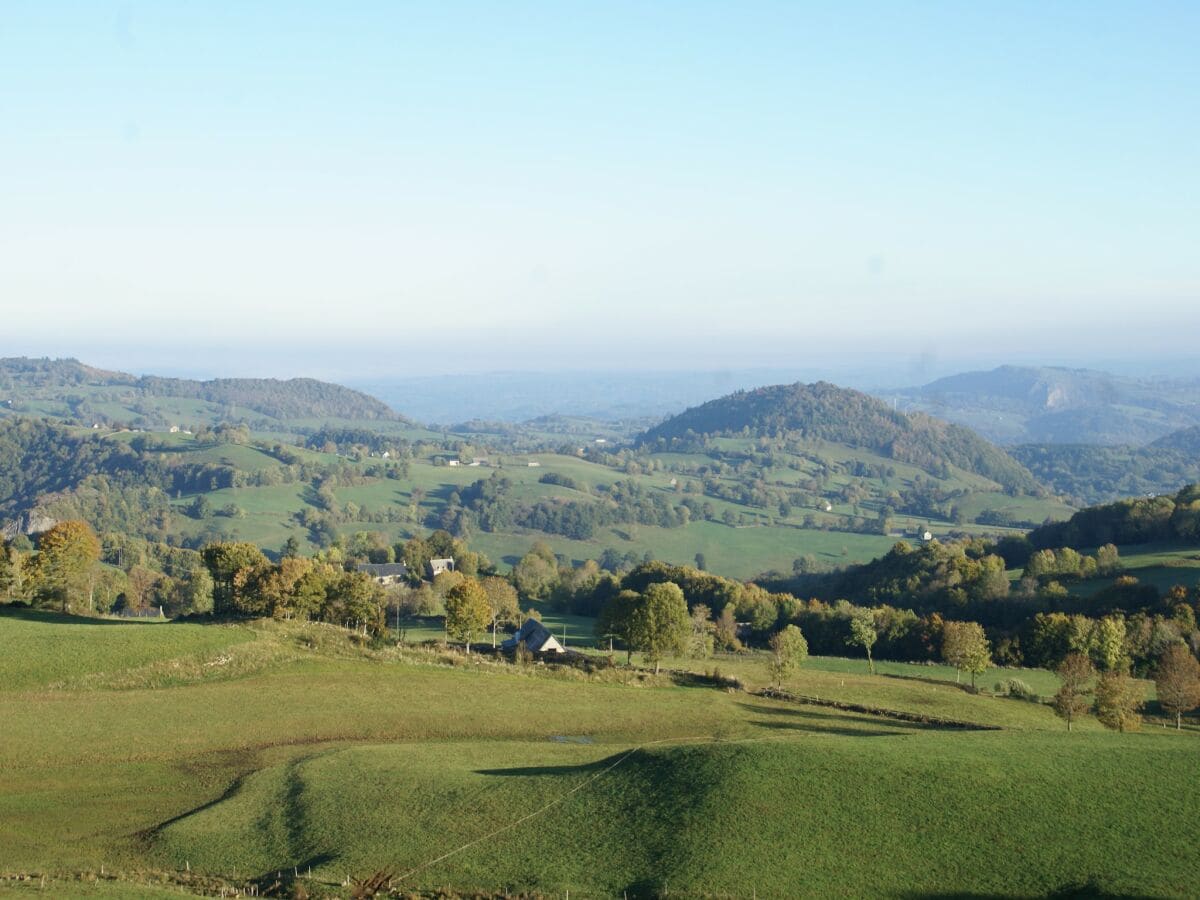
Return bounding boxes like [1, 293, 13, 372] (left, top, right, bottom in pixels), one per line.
[1, 607, 1196, 898]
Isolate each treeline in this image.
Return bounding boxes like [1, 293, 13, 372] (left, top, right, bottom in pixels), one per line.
[539, 555, 1200, 677]
[1026, 483, 1200, 549]
[303, 427, 414, 459]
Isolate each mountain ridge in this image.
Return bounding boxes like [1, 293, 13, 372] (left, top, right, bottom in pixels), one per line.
[0, 357, 402, 426]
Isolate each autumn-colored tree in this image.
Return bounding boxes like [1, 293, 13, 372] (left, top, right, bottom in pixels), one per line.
[628, 582, 690, 674]
[847, 609, 878, 674]
[32, 521, 101, 613]
[941, 620, 991, 688]
[124, 565, 161, 612]
[1095, 671, 1143, 732]
[1052, 652, 1095, 732]
[713, 603, 742, 652]
[255, 556, 314, 619]
[481, 575, 520, 647]
[1154, 644, 1200, 730]
[444, 577, 491, 653]
[768, 624, 809, 688]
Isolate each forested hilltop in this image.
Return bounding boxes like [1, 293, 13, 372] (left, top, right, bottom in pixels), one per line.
[638, 381, 1041, 494]
[0, 357, 400, 429]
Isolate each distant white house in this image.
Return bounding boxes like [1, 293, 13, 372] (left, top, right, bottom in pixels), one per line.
[428, 557, 455, 578]
[823, 501, 834, 512]
[922, 530, 934, 542]
[169, 425, 180, 433]
[448, 460, 461, 467]
[527, 461, 541, 467]
[501, 619, 566, 654]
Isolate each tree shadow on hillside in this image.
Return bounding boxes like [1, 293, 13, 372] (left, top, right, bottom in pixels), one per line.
[903, 880, 1151, 899]
[738, 701, 941, 732]
[880, 672, 979, 695]
[476, 755, 623, 779]
[0, 606, 165, 626]
[750, 718, 905, 738]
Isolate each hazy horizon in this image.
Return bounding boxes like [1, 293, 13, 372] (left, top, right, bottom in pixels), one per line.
[3, 2, 1197, 372]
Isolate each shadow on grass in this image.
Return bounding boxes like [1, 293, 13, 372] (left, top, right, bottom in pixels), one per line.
[476, 755, 623, 778]
[880, 671, 979, 695]
[0, 605, 167, 626]
[903, 880, 1151, 898]
[738, 701, 944, 732]
[750, 718, 904, 738]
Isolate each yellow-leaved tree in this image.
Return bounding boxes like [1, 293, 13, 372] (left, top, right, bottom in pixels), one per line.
[32, 521, 101, 613]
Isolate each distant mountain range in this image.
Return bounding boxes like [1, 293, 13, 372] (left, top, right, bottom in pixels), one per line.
[887, 365, 1200, 446]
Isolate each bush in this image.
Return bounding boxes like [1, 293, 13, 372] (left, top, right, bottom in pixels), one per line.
[995, 677, 1037, 701]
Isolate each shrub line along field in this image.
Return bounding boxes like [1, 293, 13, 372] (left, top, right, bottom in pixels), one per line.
[2, 608, 1196, 898]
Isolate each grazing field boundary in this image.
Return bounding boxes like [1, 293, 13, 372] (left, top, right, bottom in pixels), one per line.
[756, 687, 1004, 730]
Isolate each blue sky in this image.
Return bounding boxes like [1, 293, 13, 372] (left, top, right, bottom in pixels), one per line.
[1, 2, 1197, 377]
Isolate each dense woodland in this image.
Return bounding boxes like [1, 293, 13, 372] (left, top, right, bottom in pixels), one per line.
[1012, 442, 1200, 506]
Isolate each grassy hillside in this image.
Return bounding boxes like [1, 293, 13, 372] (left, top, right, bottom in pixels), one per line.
[1, 609, 1196, 898]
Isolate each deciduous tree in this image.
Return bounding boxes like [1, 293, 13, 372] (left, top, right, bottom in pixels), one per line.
[444, 577, 491, 653]
[1095, 671, 1143, 732]
[628, 582, 689, 674]
[847, 609, 878, 674]
[1154, 644, 1200, 730]
[1052, 652, 1094, 732]
[201, 542, 268, 615]
[596, 589, 641, 663]
[481, 575, 520, 647]
[768, 624, 809, 687]
[32, 521, 101, 613]
[941, 620, 991, 688]
[1095, 615, 1128, 673]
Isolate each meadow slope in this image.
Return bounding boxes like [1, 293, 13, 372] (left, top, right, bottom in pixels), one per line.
[1, 610, 1196, 898]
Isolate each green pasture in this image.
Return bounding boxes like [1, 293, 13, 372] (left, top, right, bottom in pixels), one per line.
[1, 611, 1196, 897]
